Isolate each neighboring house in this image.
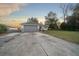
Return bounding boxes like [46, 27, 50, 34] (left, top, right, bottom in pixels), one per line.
[21, 23, 39, 32]
[7, 26, 19, 32]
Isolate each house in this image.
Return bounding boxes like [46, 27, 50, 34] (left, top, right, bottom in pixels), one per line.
[21, 23, 39, 32]
[7, 26, 19, 32]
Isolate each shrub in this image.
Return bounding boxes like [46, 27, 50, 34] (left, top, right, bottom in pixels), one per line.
[60, 22, 67, 30]
[0, 24, 7, 33]
[60, 22, 77, 31]
[48, 23, 58, 30]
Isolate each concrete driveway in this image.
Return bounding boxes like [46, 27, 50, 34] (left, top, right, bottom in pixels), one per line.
[0, 32, 79, 56]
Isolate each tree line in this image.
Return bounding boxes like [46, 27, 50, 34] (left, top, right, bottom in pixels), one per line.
[45, 3, 79, 31]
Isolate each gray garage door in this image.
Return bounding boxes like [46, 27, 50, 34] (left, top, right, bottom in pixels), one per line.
[23, 25, 38, 32]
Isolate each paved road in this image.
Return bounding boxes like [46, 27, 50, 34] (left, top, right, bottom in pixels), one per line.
[0, 33, 20, 47]
[0, 32, 79, 56]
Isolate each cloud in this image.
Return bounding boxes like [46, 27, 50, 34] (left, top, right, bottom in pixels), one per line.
[0, 3, 26, 17]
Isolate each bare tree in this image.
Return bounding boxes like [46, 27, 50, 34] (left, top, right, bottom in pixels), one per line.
[60, 3, 73, 22]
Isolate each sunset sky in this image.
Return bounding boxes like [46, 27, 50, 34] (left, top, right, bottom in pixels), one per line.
[9, 3, 62, 17]
[0, 3, 72, 28]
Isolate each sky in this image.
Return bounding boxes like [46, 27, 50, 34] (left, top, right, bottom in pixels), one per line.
[10, 3, 62, 17]
[0, 3, 73, 28]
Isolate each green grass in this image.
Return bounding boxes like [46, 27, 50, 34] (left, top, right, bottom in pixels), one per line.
[43, 30, 79, 44]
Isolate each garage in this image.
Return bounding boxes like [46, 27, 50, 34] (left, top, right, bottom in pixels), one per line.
[21, 23, 39, 32]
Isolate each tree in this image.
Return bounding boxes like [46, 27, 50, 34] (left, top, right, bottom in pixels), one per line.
[45, 11, 58, 30]
[60, 3, 73, 22]
[66, 16, 76, 31]
[66, 3, 79, 31]
[60, 22, 67, 30]
[73, 4, 79, 30]
[59, 3, 79, 31]
[73, 4, 79, 13]
[27, 17, 38, 24]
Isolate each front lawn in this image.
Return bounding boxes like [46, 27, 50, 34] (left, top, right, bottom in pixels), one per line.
[43, 30, 79, 44]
